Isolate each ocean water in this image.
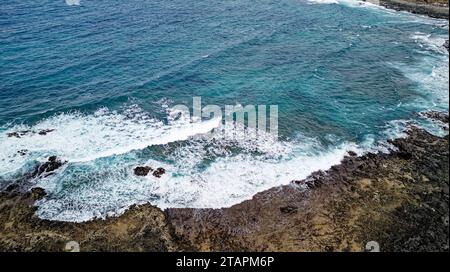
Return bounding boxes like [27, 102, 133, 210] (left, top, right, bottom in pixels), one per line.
[0, 0, 448, 222]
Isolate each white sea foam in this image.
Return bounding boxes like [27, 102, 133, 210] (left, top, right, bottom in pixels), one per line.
[0, 103, 360, 222]
[0, 105, 221, 175]
[411, 32, 449, 55]
[307, 0, 339, 4]
[385, 31, 449, 114]
[65, 0, 81, 6]
[152, 143, 356, 210]
[33, 132, 357, 222]
[1, 99, 440, 222]
[405, 33, 449, 109]
[307, 0, 381, 7]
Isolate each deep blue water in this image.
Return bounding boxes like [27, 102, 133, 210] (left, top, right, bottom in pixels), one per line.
[0, 0, 448, 221]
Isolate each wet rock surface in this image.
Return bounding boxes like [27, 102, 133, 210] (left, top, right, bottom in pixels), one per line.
[32, 156, 66, 178]
[0, 113, 448, 251]
[134, 166, 153, 176]
[0, 156, 67, 195]
[7, 129, 55, 138]
[133, 166, 166, 178]
[152, 168, 166, 178]
[420, 110, 449, 124]
[37, 129, 55, 136]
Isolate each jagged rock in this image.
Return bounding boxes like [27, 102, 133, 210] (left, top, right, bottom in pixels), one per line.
[7, 129, 55, 138]
[0, 156, 66, 195]
[347, 151, 357, 157]
[420, 111, 449, 124]
[38, 129, 55, 135]
[7, 132, 18, 138]
[7, 131, 26, 138]
[31, 187, 47, 201]
[134, 166, 153, 176]
[152, 168, 166, 178]
[33, 156, 66, 177]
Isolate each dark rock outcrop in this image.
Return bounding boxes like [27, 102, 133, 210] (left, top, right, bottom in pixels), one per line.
[152, 168, 166, 178]
[7, 131, 31, 138]
[7, 129, 55, 138]
[30, 187, 47, 201]
[0, 156, 67, 195]
[32, 156, 66, 178]
[378, 0, 449, 19]
[420, 110, 450, 124]
[38, 129, 55, 136]
[134, 166, 153, 176]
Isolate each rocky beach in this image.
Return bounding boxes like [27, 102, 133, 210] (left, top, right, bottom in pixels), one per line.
[1, 112, 448, 252]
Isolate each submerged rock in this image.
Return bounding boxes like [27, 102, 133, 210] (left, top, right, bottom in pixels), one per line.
[134, 166, 153, 176]
[444, 40, 449, 51]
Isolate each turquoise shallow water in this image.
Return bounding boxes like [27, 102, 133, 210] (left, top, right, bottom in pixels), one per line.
[0, 0, 448, 221]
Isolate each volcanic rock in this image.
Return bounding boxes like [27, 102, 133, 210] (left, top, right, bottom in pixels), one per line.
[33, 156, 66, 177]
[280, 205, 298, 214]
[153, 168, 166, 178]
[134, 166, 153, 176]
[30, 187, 47, 201]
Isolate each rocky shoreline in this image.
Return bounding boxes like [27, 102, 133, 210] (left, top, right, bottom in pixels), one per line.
[0, 112, 448, 252]
[367, 0, 449, 51]
[365, 0, 450, 19]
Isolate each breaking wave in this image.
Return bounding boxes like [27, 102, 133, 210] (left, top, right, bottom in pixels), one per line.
[0, 104, 361, 222]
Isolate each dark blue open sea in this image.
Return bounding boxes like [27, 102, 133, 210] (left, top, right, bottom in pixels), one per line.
[1, 0, 448, 221]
